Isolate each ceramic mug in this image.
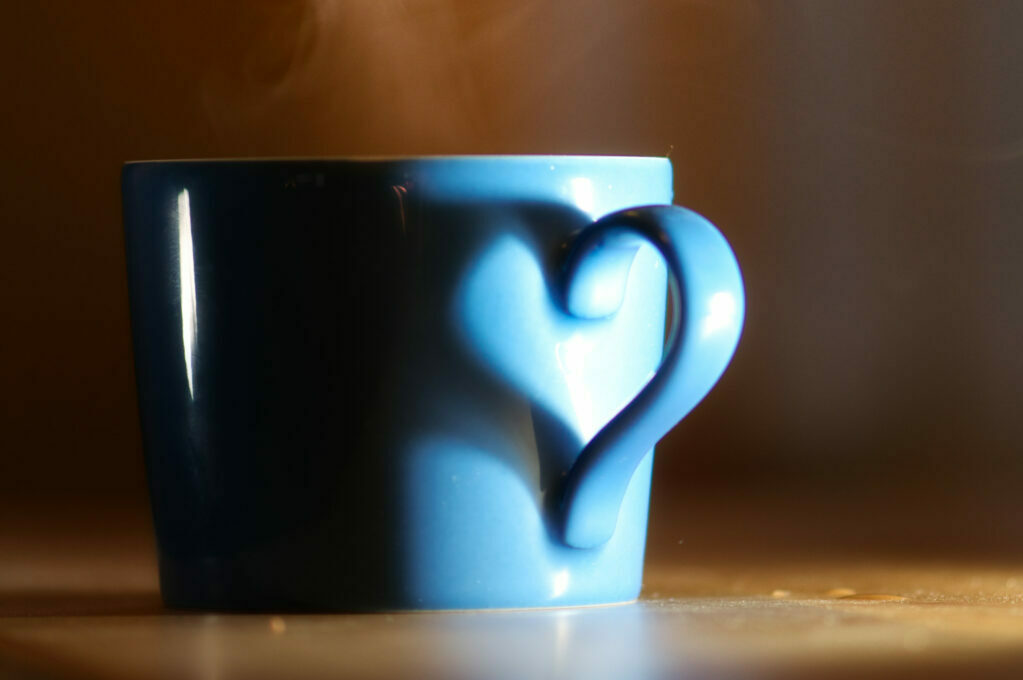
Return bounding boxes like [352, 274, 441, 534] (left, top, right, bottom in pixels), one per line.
[122, 156, 744, 611]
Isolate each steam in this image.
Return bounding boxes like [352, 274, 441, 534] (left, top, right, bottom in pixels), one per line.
[201, 0, 483, 151]
[198, 1, 520, 152]
[199, 0, 760, 155]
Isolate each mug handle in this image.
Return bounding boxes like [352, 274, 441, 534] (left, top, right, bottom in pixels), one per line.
[555, 206, 745, 548]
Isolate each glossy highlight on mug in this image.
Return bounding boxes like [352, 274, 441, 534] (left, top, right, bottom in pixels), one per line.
[175, 189, 198, 399]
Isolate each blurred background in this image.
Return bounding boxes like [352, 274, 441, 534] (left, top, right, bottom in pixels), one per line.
[2, 0, 1022, 559]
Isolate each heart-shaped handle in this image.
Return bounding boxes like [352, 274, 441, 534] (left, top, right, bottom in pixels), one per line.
[556, 206, 745, 548]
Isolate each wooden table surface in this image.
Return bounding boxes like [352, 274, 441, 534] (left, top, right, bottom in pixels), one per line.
[3, 492, 1023, 679]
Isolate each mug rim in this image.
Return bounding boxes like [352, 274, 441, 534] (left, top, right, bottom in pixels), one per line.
[123, 154, 672, 166]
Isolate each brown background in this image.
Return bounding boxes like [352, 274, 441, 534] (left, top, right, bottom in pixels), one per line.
[2, 1, 1022, 557]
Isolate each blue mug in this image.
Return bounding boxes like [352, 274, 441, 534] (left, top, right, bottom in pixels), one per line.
[122, 156, 744, 611]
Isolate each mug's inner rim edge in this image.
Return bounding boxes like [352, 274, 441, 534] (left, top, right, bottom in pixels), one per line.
[123, 155, 671, 166]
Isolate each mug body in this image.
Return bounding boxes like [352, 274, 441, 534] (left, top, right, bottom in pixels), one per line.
[122, 156, 672, 610]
